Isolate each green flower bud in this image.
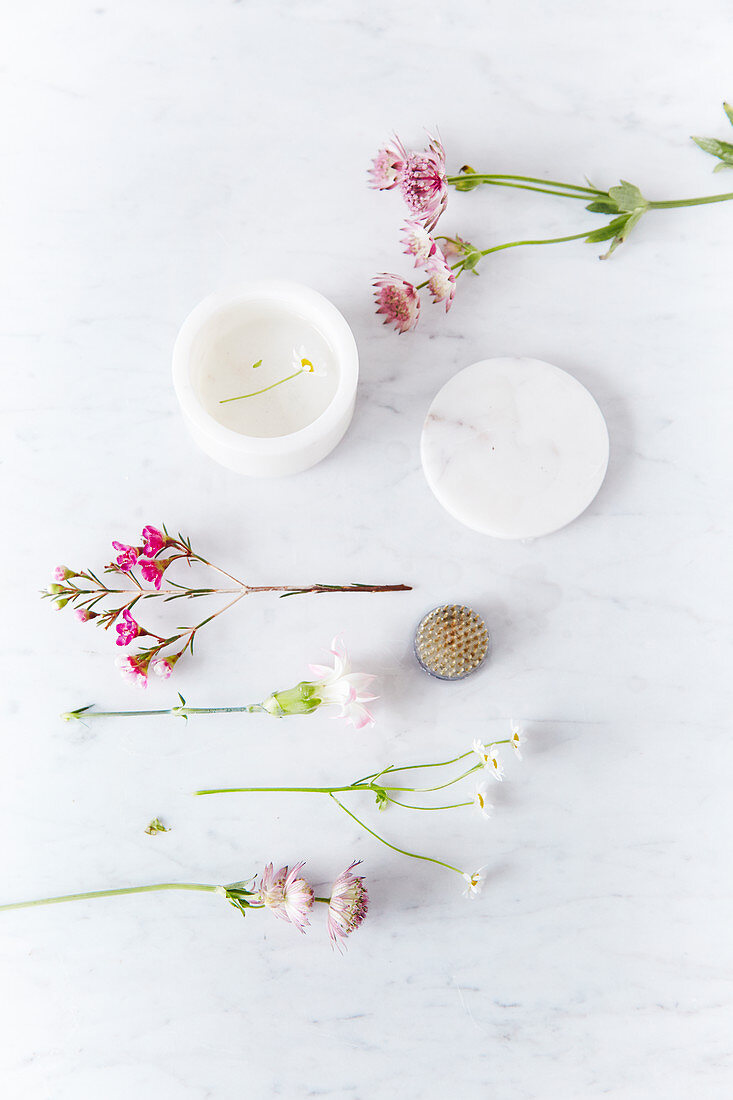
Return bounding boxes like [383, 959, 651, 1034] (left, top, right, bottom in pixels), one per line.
[261, 681, 322, 717]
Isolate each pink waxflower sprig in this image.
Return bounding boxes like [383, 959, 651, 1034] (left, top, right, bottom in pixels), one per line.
[0, 860, 369, 951]
[196, 722, 526, 897]
[369, 108, 733, 331]
[45, 525, 411, 687]
[62, 636, 379, 731]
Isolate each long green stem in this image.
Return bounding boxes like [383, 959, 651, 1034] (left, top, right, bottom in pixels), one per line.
[480, 230, 590, 256]
[219, 367, 304, 404]
[649, 192, 733, 208]
[195, 784, 374, 796]
[386, 796, 472, 811]
[67, 704, 266, 720]
[329, 795, 463, 875]
[447, 172, 603, 196]
[0, 882, 218, 912]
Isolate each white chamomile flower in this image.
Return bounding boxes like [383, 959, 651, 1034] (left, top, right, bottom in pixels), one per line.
[473, 782, 493, 820]
[510, 722, 523, 760]
[462, 868, 486, 899]
[292, 345, 326, 377]
[472, 738, 503, 780]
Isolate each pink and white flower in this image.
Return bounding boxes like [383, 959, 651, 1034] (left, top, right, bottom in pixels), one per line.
[255, 862, 314, 934]
[309, 636, 378, 730]
[152, 653, 180, 679]
[141, 526, 169, 556]
[397, 134, 448, 231]
[53, 565, 74, 583]
[74, 607, 97, 623]
[368, 141, 404, 190]
[401, 221, 438, 268]
[426, 251, 456, 311]
[115, 608, 141, 647]
[115, 652, 151, 688]
[327, 861, 369, 949]
[138, 558, 170, 591]
[112, 541, 139, 572]
[373, 274, 420, 334]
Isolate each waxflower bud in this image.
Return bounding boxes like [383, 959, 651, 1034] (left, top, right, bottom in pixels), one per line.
[53, 566, 76, 583]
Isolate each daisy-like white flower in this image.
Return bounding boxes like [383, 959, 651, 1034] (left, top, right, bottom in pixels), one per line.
[401, 221, 437, 268]
[471, 738, 504, 781]
[368, 142, 405, 190]
[291, 345, 326, 378]
[373, 274, 421, 333]
[308, 636, 378, 730]
[462, 868, 486, 899]
[327, 861, 369, 949]
[255, 861, 314, 934]
[510, 722, 523, 760]
[397, 133, 448, 232]
[426, 251, 456, 311]
[473, 782, 493, 819]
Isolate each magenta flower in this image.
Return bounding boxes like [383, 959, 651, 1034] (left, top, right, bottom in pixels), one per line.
[398, 134, 447, 231]
[255, 862, 314, 934]
[112, 542, 139, 572]
[141, 526, 169, 556]
[115, 608, 141, 647]
[327, 861, 369, 950]
[373, 274, 421, 334]
[368, 141, 404, 190]
[115, 652, 151, 688]
[401, 221, 438, 268]
[426, 252, 456, 311]
[138, 558, 171, 591]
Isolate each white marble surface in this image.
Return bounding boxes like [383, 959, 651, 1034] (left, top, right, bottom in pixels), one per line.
[2, 2, 732, 1097]
[421, 357, 610, 538]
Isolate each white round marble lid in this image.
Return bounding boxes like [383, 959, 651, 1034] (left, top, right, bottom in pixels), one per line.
[420, 357, 609, 539]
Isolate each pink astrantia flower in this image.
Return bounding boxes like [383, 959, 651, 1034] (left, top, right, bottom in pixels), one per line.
[369, 141, 405, 190]
[426, 252, 456, 311]
[256, 862, 314, 934]
[398, 134, 448, 231]
[401, 221, 438, 268]
[141, 526, 169, 556]
[112, 542, 139, 572]
[309, 635, 378, 730]
[138, 558, 172, 591]
[115, 608, 141, 647]
[373, 274, 421, 334]
[115, 652, 152, 688]
[327, 861, 369, 950]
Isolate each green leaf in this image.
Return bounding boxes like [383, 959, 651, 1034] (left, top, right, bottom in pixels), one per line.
[585, 199, 620, 214]
[607, 180, 648, 213]
[251, 359, 262, 369]
[585, 215, 629, 244]
[724, 102, 733, 127]
[599, 207, 645, 260]
[373, 785, 389, 810]
[453, 165, 483, 192]
[713, 161, 733, 172]
[461, 247, 483, 272]
[692, 135, 733, 159]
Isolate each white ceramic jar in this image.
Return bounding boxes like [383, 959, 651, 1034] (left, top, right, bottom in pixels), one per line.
[172, 282, 359, 477]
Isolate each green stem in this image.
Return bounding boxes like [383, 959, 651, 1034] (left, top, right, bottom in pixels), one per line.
[386, 796, 472, 811]
[480, 230, 590, 256]
[447, 173, 604, 196]
[649, 192, 733, 209]
[0, 882, 218, 912]
[219, 368, 304, 404]
[195, 784, 374, 796]
[329, 795, 463, 875]
[62, 703, 266, 720]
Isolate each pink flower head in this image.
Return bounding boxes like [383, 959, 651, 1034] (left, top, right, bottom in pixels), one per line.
[152, 653, 181, 679]
[398, 134, 448, 232]
[74, 607, 98, 623]
[256, 862, 314, 934]
[115, 608, 141, 647]
[368, 141, 404, 190]
[426, 252, 456, 311]
[112, 542, 139, 572]
[53, 566, 75, 583]
[115, 652, 152, 688]
[327, 861, 369, 950]
[138, 558, 171, 590]
[373, 274, 420, 334]
[401, 221, 438, 268]
[141, 526, 169, 556]
[309, 635, 378, 730]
